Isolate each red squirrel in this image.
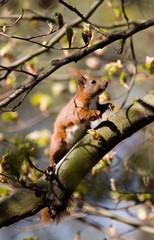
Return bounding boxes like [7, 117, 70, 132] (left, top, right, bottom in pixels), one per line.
[41, 67, 109, 223]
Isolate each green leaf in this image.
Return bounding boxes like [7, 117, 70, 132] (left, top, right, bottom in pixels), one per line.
[0, 186, 9, 197]
[104, 60, 123, 75]
[5, 73, 16, 88]
[82, 32, 89, 45]
[120, 71, 128, 88]
[1, 138, 39, 184]
[2, 112, 18, 122]
[54, 12, 64, 29]
[47, 20, 54, 32]
[145, 56, 154, 74]
[120, 71, 127, 83]
[114, 6, 122, 20]
[30, 92, 52, 111]
[65, 25, 74, 48]
[82, 23, 92, 45]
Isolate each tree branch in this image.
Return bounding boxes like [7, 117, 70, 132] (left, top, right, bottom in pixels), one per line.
[0, 18, 154, 111]
[0, 90, 153, 227]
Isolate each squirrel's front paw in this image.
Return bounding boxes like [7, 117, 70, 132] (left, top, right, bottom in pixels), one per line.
[91, 110, 101, 120]
[95, 110, 101, 117]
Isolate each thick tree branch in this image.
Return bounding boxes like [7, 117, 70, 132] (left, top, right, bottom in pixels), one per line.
[0, 18, 154, 110]
[0, 90, 153, 228]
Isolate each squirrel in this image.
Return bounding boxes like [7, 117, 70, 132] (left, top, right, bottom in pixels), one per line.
[41, 67, 109, 223]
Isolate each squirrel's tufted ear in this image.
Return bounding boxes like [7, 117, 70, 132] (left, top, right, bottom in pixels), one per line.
[68, 67, 87, 86]
[68, 67, 83, 77]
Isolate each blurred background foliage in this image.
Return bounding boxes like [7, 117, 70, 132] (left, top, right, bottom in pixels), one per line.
[0, 0, 154, 239]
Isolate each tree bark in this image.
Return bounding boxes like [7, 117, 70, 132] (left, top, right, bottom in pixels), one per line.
[0, 90, 154, 228]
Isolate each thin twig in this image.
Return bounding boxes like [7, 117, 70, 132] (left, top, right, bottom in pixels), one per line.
[58, 0, 108, 37]
[0, 9, 24, 28]
[0, 31, 89, 50]
[26, 156, 45, 175]
[0, 13, 56, 23]
[84, 203, 154, 234]
[0, 172, 44, 192]
[120, 0, 138, 108]
[0, 64, 37, 82]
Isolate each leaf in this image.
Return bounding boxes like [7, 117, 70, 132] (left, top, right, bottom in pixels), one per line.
[2, 112, 18, 122]
[114, 6, 122, 21]
[30, 92, 52, 111]
[65, 25, 74, 48]
[104, 60, 123, 75]
[1, 138, 39, 185]
[145, 56, 154, 74]
[5, 72, 16, 88]
[82, 32, 89, 45]
[0, 186, 9, 197]
[120, 71, 129, 89]
[82, 23, 92, 45]
[47, 20, 54, 32]
[54, 12, 64, 29]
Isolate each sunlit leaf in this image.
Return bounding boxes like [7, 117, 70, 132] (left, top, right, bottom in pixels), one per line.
[120, 71, 129, 89]
[47, 20, 54, 32]
[5, 72, 16, 88]
[104, 60, 123, 75]
[30, 92, 52, 111]
[82, 23, 92, 45]
[0, 43, 13, 58]
[2, 112, 18, 122]
[99, 91, 110, 103]
[145, 56, 154, 74]
[114, 6, 122, 20]
[0, 186, 9, 197]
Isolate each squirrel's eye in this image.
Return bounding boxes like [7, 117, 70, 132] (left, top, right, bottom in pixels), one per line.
[91, 80, 96, 85]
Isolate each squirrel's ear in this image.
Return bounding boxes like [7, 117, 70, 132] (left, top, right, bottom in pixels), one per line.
[77, 75, 86, 86]
[68, 67, 81, 77]
[68, 67, 87, 86]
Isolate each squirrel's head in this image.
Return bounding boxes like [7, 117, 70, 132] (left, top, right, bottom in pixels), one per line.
[69, 67, 108, 98]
